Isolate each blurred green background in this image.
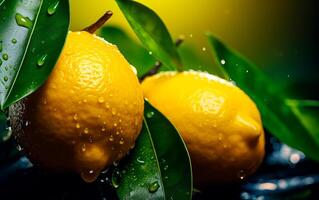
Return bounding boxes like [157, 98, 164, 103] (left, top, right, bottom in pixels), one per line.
[70, 0, 319, 99]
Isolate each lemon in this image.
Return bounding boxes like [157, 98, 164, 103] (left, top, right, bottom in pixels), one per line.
[142, 71, 265, 186]
[9, 31, 144, 182]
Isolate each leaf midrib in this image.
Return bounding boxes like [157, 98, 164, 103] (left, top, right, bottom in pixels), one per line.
[2, 0, 44, 108]
[143, 118, 166, 200]
[116, 0, 176, 70]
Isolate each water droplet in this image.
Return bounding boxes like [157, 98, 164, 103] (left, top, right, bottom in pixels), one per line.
[113, 123, 117, 127]
[137, 157, 145, 164]
[221, 59, 226, 65]
[202, 47, 206, 51]
[113, 161, 119, 167]
[146, 111, 154, 118]
[15, 13, 33, 29]
[246, 70, 249, 73]
[105, 103, 110, 109]
[237, 169, 246, 180]
[3, 76, 8, 82]
[148, 181, 160, 193]
[73, 114, 78, 120]
[84, 128, 89, 134]
[109, 135, 114, 142]
[2, 54, 8, 60]
[119, 138, 124, 145]
[76, 123, 80, 129]
[149, 51, 153, 55]
[101, 127, 106, 132]
[115, 131, 120, 135]
[81, 169, 99, 183]
[111, 108, 117, 115]
[83, 99, 88, 103]
[163, 165, 168, 171]
[218, 133, 223, 141]
[17, 144, 23, 151]
[11, 38, 17, 44]
[81, 144, 86, 152]
[47, 1, 59, 15]
[98, 97, 104, 103]
[289, 153, 301, 164]
[111, 168, 121, 188]
[37, 54, 47, 67]
[1, 127, 12, 142]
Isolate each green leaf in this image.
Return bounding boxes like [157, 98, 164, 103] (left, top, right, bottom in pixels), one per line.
[115, 0, 182, 71]
[0, 0, 69, 109]
[286, 99, 319, 146]
[116, 100, 192, 200]
[98, 26, 156, 78]
[207, 33, 319, 161]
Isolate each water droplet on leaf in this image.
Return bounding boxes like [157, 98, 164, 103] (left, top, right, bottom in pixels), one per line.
[37, 54, 47, 67]
[137, 157, 145, 164]
[47, 1, 59, 15]
[146, 111, 155, 118]
[148, 181, 160, 193]
[15, 13, 33, 29]
[2, 54, 8, 60]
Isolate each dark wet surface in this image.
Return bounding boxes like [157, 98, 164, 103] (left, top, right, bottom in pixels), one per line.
[1, 132, 319, 200]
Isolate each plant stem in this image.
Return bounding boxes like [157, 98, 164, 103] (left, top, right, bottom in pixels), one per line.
[140, 36, 184, 81]
[82, 11, 113, 34]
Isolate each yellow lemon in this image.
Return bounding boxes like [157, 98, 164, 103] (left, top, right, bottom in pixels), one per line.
[142, 71, 265, 186]
[9, 31, 144, 182]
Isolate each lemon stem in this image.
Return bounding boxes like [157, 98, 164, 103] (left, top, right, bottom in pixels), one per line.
[140, 36, 184, 81]
[82, 10, 113, 34]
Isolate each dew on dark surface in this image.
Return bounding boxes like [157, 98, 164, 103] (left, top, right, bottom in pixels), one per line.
[0, 128, 319, 199]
